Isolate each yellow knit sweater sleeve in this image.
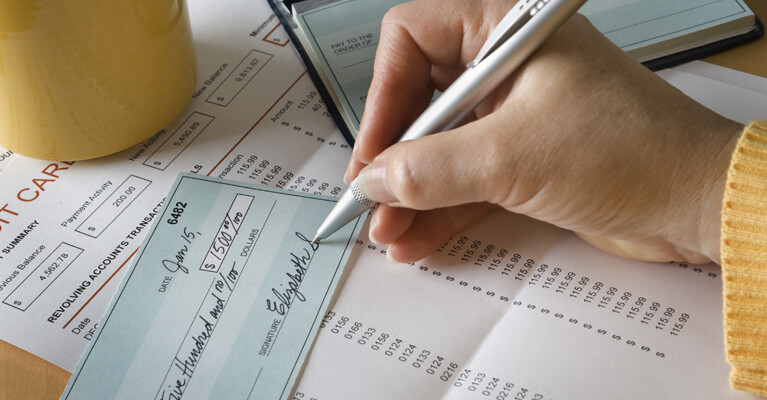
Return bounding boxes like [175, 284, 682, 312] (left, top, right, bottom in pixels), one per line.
[722, 120, 767, 396]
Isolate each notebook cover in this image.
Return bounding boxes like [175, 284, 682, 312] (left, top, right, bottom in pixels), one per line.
[267, 0, 358, 146]
[644, 16, 764, 71]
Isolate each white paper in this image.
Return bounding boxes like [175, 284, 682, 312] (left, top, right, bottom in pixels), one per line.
[671, 60, 767, 95]
[658, 63, 767, 124]
[0, 0, 764, 398]
[297, 214, 755, 399]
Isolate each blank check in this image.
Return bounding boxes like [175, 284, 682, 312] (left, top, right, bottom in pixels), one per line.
[60, 174, 364, 400]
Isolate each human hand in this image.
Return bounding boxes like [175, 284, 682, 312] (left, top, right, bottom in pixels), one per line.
[345, 0, 743, 265]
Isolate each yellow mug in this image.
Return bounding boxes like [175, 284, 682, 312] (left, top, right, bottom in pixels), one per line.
[0, 0, 196, 160]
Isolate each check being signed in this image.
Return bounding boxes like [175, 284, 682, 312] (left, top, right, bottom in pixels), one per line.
[60, 174, 364, 400]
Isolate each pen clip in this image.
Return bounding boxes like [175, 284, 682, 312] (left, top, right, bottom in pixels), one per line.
[467, 0, 550, 68]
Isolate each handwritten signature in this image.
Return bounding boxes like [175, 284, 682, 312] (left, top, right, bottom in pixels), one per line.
[266, 232, 318, 316]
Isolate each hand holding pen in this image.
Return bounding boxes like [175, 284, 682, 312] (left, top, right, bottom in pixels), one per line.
[319, 0, 742, 266]
[314, 0, 588, 243]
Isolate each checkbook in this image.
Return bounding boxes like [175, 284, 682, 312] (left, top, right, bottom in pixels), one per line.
[60, 174, 364, 400]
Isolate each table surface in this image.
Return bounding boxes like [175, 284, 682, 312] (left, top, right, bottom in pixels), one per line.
[3, 1, 767, 398]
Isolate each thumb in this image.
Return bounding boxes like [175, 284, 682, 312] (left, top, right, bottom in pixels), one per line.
[356, 116, 512, 210]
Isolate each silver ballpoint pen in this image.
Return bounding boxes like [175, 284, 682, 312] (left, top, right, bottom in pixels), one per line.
[312, 0, 587, 244]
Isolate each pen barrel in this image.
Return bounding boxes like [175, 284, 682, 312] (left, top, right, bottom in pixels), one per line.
[400, 0, 587, 142]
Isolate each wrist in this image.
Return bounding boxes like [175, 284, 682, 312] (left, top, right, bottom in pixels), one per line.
[692, 119, 745, 264]
[647, 112, 743, 265]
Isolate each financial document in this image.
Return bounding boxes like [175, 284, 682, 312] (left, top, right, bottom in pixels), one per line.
[0, 0, 764, 398]
[289, 65, 767, 399]
[298, 213, 750, 399]
[60, 174, 363, 400]
[0, 0, 351, 370]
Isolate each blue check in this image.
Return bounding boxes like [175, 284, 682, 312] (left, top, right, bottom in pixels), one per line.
[61, 174, 364, 400]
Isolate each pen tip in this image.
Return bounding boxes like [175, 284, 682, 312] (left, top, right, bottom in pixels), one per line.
[312, 235, 321, 245]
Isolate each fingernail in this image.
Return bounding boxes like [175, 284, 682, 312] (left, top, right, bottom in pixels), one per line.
[368, 219, 382, 245]
[385, 246, 399, 264]
[369, 234, 382, 245]
[358, 163, 396, 203]
[343, 157, 356, 185]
